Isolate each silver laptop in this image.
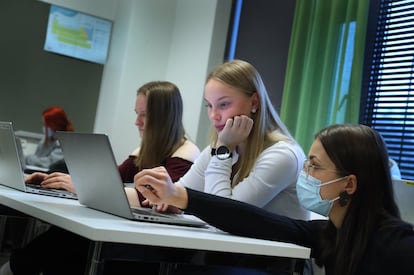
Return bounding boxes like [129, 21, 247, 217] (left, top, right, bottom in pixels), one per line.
[392, 179, 414, 224]
[0, 121, 77, 199]
[14, 133, 50, 174]
[56, 131, 207, 227]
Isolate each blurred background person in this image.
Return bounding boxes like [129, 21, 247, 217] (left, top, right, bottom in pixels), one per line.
[24, 106, 73, 172]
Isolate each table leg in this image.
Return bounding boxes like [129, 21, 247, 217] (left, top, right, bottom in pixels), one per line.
[159, 263, 177, 275]
[86, 241, 103, 275]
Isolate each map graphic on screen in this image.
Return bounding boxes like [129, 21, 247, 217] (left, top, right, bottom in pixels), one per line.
[44, 5, 112, 64]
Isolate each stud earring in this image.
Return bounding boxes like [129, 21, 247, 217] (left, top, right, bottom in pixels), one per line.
[251, 108, 257, 114]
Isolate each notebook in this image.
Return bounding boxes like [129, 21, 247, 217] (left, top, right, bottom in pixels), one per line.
[14, 133, 50, 174]
[392, 179, 414, 224]
[0, 121, 77, 200]
[56, 131, 207, 227]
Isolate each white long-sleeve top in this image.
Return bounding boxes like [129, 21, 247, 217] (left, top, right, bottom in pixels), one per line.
[178, 140, 309, 220]
[25, 137, 64, 168]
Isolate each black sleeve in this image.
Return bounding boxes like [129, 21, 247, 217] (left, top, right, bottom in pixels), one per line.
[382, 225, 414, 273]
[185, 188, 325, 250]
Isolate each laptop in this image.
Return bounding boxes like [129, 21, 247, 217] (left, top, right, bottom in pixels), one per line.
[0, 121, 77, 199]
[14, 133, 50, 174]
[56, 131, 207, 227]
[392, 179, 414, 224]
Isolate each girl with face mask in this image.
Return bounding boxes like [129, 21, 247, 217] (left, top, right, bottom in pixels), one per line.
[296, 164, 349, 217]
[135, 124, 414, 275]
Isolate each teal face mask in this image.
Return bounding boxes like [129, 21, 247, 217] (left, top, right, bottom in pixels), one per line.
[296, 171, 347, 217]
[42, 126, 55, 139]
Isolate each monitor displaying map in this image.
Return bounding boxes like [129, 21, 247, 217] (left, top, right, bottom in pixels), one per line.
[44, 5, 112, 65]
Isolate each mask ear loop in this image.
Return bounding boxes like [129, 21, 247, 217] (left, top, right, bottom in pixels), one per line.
[338, 191, 351, 207]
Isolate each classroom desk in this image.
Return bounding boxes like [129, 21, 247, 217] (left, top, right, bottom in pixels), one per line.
[0, 185, 311, 274]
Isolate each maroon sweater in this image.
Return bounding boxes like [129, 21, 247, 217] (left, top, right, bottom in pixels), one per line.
[118, 155, 193, 204]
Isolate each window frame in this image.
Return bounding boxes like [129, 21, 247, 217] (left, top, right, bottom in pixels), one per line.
[360, 0, 414, 180]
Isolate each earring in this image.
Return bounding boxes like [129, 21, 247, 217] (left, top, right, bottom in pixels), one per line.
[251, 108, 257, 114]
[338, 191, 351, 207]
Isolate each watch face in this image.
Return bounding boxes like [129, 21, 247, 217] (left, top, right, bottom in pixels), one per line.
[216, 146, 231, 160]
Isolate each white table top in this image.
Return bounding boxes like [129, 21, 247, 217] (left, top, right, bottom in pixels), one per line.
[0, 184, 310, 259]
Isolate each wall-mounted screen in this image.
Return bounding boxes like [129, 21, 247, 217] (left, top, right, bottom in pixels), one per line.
[44, 5, 112, 65]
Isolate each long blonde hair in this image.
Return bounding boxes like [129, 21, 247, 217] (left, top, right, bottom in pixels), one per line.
[134, 81, 185, 169]
[207, 60, 294, 186]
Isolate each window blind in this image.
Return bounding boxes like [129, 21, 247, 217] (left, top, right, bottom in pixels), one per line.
[360, 0, 414, 180]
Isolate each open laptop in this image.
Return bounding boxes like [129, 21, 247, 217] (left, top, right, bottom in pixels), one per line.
[0, 121, 77, 199]
[14, 134, 50, 174]
[392, 178, 414, 224]
[56, 131, 207, 227]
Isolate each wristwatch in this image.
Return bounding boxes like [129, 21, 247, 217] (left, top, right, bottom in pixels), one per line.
[211, 145, 232, 160]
